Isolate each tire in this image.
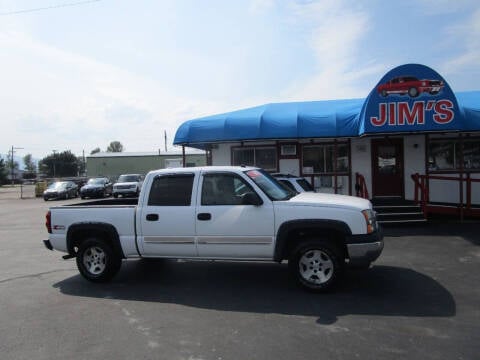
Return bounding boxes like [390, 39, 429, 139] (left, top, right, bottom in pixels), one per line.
[113, 193, 118, 198]
[76, 238, 122, 283]
[289, 240, 343, 292]
[408, 87, 419, 97]
[381, 90, 387, 97]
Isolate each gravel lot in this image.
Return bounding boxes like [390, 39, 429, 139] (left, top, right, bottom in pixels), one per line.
[0, 186, 479, 360]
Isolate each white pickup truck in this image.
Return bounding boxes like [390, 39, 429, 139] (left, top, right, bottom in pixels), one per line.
[44, 166, 383, 292]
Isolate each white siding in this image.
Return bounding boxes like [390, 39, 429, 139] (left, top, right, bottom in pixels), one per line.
[211, 143, 236, 165]
[403, 135, 425, 201]
[278, 159, 300, 176]
[351, 138, 372, 197]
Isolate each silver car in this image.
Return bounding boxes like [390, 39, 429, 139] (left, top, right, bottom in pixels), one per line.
[112, 174, 143, 198]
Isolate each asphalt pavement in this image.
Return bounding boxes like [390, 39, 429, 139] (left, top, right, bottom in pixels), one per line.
[0, 186, 479, 360]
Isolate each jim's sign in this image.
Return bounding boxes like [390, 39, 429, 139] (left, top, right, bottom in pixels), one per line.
[362, 64, 461, 133]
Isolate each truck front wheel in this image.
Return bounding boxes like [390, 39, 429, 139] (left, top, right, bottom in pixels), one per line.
[289, 240, 343, 292]
[76, 238, 121, 282]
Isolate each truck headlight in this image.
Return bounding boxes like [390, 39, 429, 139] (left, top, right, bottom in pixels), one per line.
[362, 209, 377, 234]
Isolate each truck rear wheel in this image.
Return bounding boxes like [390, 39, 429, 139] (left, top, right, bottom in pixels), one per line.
[76, 238, 121, 282]
[289, 240, 343, 292]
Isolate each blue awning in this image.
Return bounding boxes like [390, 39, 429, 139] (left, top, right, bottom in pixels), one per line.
[174, 98, 364, 146]
[174, 65, 480, 148]
[456, 91, 480, 131]
[174, 91, 480, 148]
[174, 74, 480, 148]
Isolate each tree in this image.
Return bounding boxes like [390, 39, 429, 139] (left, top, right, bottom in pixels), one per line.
[23, 154, 37, 179]
[23, 154, 36, 173]
[0, 158, 7, 185]
[6, 158, 19, 182]
[39, 151, 79, 177]
[90, 147, 101, 155]
[6, 158, 19, 172]
[107, 141, 124, 152]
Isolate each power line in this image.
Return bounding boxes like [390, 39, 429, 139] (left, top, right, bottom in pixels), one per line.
[0, 0, 101, 16]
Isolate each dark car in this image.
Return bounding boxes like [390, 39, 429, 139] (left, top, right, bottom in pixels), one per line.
[80, 177, 113, 199]
[377, 76, 444, 98]
[43, 181, 78, 201]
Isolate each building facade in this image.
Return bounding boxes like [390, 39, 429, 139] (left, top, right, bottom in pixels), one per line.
[173, 64, 480, 217]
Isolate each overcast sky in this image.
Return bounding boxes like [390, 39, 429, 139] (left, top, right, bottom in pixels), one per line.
[1, 0, 479, 160]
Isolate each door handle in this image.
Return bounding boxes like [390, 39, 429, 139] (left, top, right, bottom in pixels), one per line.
[197, 213, 211, 221]
[146, 213, 159, 221]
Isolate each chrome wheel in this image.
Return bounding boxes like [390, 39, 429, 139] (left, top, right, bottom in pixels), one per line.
[298, 249, 334, 285]
[83, 246, 107, 275]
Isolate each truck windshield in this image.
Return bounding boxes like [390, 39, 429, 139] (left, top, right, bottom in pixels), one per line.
[244, 169, 295, 201]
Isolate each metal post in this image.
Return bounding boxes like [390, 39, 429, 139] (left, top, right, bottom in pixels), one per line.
[182, 145, 186, 168]
[10, 145, 23, 185]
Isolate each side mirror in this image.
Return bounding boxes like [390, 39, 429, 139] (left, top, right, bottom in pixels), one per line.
[242, 192, 263, 206]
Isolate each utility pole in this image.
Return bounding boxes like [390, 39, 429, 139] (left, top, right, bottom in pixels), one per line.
[83, 149, 86, 177]
[164, 130, 168, 152]
[10, 145, 23, 185]
[52, 150, 57, 178]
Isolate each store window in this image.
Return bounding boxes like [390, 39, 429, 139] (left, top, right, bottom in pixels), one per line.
[428, 139, 480, 171]
[463, 140, 480, 170]
[302, 143, 350, 174]
[301, 142, 350, 194]
[232, 147, 277, 171]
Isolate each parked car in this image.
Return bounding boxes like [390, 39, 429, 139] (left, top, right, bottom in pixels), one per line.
[377, 76, 444, 98]
[112, 174, 143, 198]
[43, 181, 78, 201]
[80, 177, 113, 199]
[272, 173, 315, 193]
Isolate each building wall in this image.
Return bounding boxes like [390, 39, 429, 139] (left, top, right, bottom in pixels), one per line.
[86, 154, 206, 180]
[279, 159, 300, 176]
[351, 138, 372, 197]
[403, 135, 426, 201]
[212, 144, 236, 165]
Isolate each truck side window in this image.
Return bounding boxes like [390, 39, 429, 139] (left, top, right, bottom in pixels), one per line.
[201, 173, 255, 206]
[148, 174, 194, 206]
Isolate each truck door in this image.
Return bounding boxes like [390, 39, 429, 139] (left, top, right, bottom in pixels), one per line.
[138, 173, 197, 257]
[195, 171, 275, 259]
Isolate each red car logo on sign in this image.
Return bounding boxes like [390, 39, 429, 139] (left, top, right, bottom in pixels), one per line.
[377, 76, 444, 98]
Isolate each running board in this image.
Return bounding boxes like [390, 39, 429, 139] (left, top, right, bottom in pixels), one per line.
[378, 219, 427, 224]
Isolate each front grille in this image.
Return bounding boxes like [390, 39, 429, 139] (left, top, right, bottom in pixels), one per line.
[116, 185, 133, 190]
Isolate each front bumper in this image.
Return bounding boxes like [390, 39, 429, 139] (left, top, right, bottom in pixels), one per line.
[81, 189, 104, 197]
[43, 192, 60, 200]
[346, 226, 384, 265]
[113, 189, 137, 196]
